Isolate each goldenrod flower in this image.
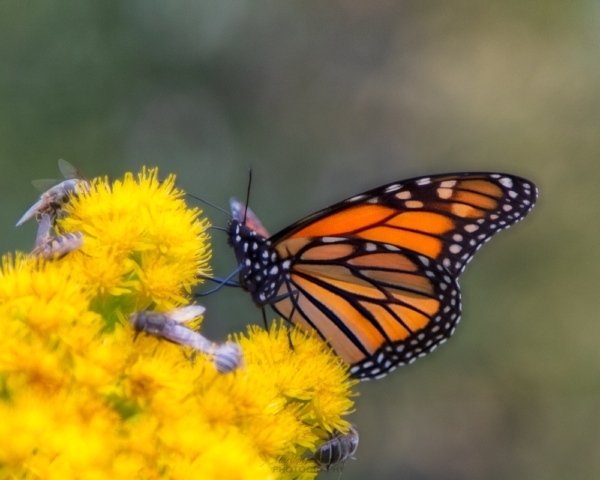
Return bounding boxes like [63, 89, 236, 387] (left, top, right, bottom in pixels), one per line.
[60, 168, 211, 314]
[0, 168, 357, 479]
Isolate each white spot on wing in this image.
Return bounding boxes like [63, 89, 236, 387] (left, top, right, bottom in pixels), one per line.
[449, 244, 462, 254]
[440, 180, 457, 188]
[437, 188, 453, 199]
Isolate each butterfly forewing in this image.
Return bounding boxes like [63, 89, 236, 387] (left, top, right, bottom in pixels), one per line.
[271, 173, 537, 277]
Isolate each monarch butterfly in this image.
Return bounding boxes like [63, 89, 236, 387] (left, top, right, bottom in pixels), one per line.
[226, 172, 537, 380]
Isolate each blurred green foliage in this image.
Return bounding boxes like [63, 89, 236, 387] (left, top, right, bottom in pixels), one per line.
[2, 1, 600, 478]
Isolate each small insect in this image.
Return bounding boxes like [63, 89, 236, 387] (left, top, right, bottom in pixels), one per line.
[225, 172, 538, 380]
[211, 342, 245, 374]
[313, 424, 359, 470]
[31, 214, 84, 260]
[16, 159, 90, 227]
[129, 305, 244, 374]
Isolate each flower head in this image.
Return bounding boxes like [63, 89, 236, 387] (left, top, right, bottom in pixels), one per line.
[0, 167, 357, 479]
[59, 168, 211, 317]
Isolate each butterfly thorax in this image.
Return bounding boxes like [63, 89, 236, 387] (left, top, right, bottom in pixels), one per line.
[228, 219, 291, 304]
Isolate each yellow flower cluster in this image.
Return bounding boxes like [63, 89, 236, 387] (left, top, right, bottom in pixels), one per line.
[0, 168, 357, 480]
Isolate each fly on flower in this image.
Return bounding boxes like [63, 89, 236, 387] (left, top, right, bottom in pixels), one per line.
[31, 214, 84, 260]
[129, 305, 245, 374]
[313, 424, 359, 470]
[16, 159, 90, 227]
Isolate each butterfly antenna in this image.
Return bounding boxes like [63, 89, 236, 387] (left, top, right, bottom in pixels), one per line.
[243, 168, 252, 225]
[185, 192, 232, 218]
[207, 226, 229, 233]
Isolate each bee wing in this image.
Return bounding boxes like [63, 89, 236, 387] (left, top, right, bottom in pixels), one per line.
[58, 159, 87, 181]
[16, 198, 47, 227]
[35, 214, 52, 247]
[31, 179, 60, 192]
[165, 305, 206, 323]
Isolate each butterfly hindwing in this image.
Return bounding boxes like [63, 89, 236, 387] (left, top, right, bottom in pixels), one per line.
[270, 238, 461, 379]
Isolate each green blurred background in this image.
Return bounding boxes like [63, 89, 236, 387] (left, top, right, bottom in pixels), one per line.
[2, 1, 599, 478]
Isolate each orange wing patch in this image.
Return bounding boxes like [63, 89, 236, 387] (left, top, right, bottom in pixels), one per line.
[359, 302, 411, 342]
[348, 252, 418, 272]
[293, 267, 388, 300]
[390, 292, 440, 315]
[356, 227, 442, 258]
[388, 304, 430, 332]
[292, 275, 385, 355]
[386, 211, 454, 234]
[459, 179, 503, 197]
[290, 204, 396, 238]
[275, 237, 311, 258]
[452, 190, 498, 210]
[300, 243, 355, 261]
[274, 286, 366, 364]
[448, 203, 485, 218]
[361, 269, 432, 295]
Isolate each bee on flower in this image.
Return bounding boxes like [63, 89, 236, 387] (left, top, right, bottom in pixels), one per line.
[31, 214, 84, 260]
[16, 159, 90, 227]
[313, 424, 359, 470]
[129, 305, 245, 374]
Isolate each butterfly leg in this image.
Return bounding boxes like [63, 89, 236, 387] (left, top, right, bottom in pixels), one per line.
[196, 265, 243, 297]
[285, 290, 301, 351]
[261, 306, 269, 331]
[196, 273, 242, 288]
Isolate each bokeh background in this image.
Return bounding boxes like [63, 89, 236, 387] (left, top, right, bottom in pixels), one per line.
[2, 1, 599, 478]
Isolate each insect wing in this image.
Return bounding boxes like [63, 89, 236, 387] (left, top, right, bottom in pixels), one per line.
[271, 238, 461, 379]
[164, 305, 206, 323]
[270, 173, 537, 277]
[230, 197, 270, 238]
[58, 159, 87, 181]
[16, 199, 47, 227]
[34, 214, 53, 247]
[31, 179, 61, 192]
